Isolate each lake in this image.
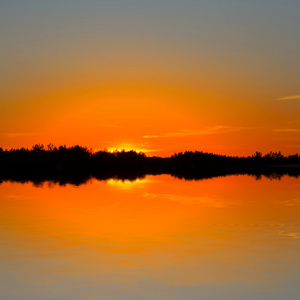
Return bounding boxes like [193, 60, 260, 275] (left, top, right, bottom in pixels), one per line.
[1, 174, 300, 300]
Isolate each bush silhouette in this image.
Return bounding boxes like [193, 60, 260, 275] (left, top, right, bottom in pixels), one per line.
[0, 145, 299, 185]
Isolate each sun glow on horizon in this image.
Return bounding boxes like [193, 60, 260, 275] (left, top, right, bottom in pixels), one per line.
[106, 178, 150, 190]
[107, 148, 143, 153]
[1, 1, 300, 156]
[106, 145, 155, 154]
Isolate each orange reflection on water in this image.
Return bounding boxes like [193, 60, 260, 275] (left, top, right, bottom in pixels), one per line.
[1, 175, 300, 300]
[1, 175, 300, 246]
[1, 175, 300, 244]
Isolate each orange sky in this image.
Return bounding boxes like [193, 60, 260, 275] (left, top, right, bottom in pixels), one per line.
[1, 1, 300, 156]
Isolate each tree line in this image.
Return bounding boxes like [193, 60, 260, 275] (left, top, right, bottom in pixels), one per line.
[0, 144, 299, 185]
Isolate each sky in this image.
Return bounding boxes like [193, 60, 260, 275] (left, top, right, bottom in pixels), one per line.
[1, 0, 300, 156]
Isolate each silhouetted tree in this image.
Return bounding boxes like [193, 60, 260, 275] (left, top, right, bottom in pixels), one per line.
[0, 145, 299, 185]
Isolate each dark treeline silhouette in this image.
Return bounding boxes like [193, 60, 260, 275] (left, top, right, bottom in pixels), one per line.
[0, 144, 299, 185]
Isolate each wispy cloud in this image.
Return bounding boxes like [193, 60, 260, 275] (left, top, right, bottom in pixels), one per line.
[143, 126, 251, 139]
[276, 94, 300, 101]
[278, 231, 300, 239]
[273, 129, 300, 132]
[282, 198, 300, 207]
[143, 193, 229, 208]
[6, 132, 34, 138]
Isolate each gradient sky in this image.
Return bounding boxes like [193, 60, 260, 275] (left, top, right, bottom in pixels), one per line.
[1, 0, 300, 156]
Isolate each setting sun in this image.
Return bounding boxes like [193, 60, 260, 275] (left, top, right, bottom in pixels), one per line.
[1, 2, 300, 300]
[1, 1, 299, 156]
[107, 147, 146, 154]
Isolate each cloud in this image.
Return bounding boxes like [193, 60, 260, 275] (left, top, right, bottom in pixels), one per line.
[273, 129, 300, 132]
[282, 198, 300, 207]
[6, 132, 34, 138]
[143, 192, 228, 208]
[276, 94, 300, 101]
[143, 125, 251, 139]
[278, 231, 300, 239]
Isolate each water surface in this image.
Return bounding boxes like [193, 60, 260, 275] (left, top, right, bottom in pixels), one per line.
[1, 175, 300, 300]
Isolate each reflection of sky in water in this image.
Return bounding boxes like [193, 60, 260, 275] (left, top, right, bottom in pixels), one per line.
[106, 178, 151, 190]
[0, 175, 300, 300]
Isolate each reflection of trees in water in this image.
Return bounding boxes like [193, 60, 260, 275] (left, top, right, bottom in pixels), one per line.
[0, 145, 299, 186]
